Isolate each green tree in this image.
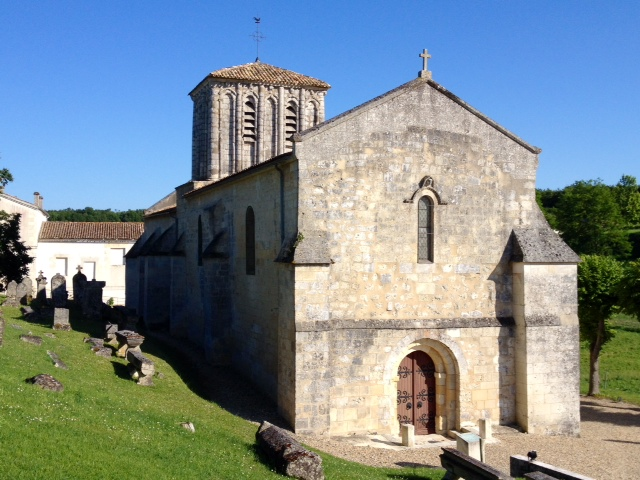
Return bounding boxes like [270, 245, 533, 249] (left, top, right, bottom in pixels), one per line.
[0, 168, 33, 289]
[614, 174, 640, 227]
[618, 260, 640, 319]
[535, 188, 562, 230]
[578, 255, 624, 395]
[0, 212, 34, 289]
[0, 167, 13, 189]
[556, 179, 631, 259]
[47, 208, 144, 222]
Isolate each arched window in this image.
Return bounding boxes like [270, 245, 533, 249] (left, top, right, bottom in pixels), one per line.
[418, 196, 434, 263]
[246, 206, 256, 275]
[243, 98, 257, 167]
[285, 101, 297, 151]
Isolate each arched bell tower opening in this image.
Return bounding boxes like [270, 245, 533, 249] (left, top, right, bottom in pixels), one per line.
[393, 338, 461, 435]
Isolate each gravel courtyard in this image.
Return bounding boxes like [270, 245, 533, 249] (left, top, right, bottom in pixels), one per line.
[296, 396, 640, 480]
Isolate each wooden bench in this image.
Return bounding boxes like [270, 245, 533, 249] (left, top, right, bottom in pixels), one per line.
[440, 447, 514, 480]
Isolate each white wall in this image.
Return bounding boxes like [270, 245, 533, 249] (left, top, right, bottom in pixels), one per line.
[34, 241, 134, 304]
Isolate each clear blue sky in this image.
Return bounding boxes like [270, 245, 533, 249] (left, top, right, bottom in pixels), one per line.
[1, 1, 638, 211]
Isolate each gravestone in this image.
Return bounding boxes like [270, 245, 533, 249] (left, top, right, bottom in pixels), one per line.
[26, 374, 64, 392]
[16, 280, 29, 305]
[5, 281, 18, 306]
[36, 272, 47, 303]
[72, 266, 87, 303]
[51, 273, 68, 308]
[22, 277, 33, 300]
[53, 308, 71, 331]
[82, 280, 106, 319]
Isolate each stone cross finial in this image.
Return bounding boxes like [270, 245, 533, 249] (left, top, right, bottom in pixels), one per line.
[76, 265, 83, 272]
[419, 49, 432, 79]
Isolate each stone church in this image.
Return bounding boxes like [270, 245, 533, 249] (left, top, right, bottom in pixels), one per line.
[126, 54, 581, 437]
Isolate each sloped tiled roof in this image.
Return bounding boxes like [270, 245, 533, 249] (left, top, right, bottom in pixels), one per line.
[193, 62, 330, 92]
[39, 222, 144, 241]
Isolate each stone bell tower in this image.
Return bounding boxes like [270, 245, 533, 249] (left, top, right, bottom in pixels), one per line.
[189, 61, 330, 182]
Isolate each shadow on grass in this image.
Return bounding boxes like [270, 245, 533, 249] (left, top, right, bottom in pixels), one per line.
[111, 360, 131, 381]
[140, 331, 288, 430]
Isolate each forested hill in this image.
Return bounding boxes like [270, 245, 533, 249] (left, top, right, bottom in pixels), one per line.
[47, 208, 144, 222]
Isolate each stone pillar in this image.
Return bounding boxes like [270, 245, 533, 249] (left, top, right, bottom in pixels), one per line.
[401, 424, 415, 447]
[512, 262, 580, 436]
[456, 432, 481, 461]
[36, 272, 47, 303]
[277, 86, 285, 155]
[235, 84, 243, 173]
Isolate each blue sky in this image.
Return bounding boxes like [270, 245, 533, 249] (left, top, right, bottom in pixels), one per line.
[1, 1, 638, 211]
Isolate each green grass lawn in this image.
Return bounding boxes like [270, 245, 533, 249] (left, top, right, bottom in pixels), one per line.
[0, 305, 443, 480]
[580, 314, 640, 404]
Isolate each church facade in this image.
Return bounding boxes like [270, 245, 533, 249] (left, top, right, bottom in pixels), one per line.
[126, 57, 581, 437]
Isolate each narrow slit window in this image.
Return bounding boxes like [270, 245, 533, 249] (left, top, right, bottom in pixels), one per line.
[418, 196, 434, 263]
[246, 206, 256, 275]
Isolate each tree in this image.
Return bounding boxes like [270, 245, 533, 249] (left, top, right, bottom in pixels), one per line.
[577, 255, 624, 396]
[535, 188, 562, 230]
[0, 167, 13, 190]
[556, 179, 631, 259]
[613, 174, 640, 227]
[0, 168, 34, 289]
[618, 260, 640, 319]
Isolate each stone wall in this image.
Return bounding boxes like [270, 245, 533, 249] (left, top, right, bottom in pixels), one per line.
[294, 78, 541, 325]
[513, 263, 580, 435]
[292, 318, 516, 436]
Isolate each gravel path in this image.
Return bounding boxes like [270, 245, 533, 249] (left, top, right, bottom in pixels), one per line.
[296, 396, 640, 479]
[150, 333, 640, 479]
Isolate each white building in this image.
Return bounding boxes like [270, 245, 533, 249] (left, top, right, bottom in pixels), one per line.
[0, 189, 142, 304]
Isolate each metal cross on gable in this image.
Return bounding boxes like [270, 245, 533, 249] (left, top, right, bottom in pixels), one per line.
[419, 49, 432, 79]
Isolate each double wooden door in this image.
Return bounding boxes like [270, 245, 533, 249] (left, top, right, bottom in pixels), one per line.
[397, 350, 436, 434]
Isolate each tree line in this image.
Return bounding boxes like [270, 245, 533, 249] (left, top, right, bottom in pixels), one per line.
[47, 207, 144, 222]
[538, 175, 640, 397]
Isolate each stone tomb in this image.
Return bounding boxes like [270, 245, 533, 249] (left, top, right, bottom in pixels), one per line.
[4, 280, 18, 306]
[36, 272, 47, 302]
[51, 273, 68, 308]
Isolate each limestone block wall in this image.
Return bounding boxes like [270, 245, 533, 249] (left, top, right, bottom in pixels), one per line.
[512, 263, 580, 435]
[294, 78, 543, 325]
[191, 79, 327, 181]
[167, 157, 299, 398]
[292, 319, 516, 436]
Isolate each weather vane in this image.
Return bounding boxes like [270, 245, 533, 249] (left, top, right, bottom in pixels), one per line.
[251, 17, 265, 62]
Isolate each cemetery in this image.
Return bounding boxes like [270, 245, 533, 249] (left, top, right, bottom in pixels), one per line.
[1, 276, 638, 478]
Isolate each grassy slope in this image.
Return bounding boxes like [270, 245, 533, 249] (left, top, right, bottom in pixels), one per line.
[580, 314, 640, 404]
[0, 306, 442, 480]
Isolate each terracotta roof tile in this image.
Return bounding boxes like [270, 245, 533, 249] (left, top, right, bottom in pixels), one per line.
[200, 62, 330, 90]
[39, 222, 144, 241]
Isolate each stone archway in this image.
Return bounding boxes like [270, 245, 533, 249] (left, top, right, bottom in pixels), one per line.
[390, 337, 463, 435]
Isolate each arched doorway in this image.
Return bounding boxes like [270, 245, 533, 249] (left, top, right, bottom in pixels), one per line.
[397, 350, 436, 434]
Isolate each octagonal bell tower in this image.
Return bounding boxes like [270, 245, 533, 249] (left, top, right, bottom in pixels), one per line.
[189, 61, 330, 182]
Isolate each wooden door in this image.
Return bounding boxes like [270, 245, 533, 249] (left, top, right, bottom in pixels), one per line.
[397, 350, 436, 434]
